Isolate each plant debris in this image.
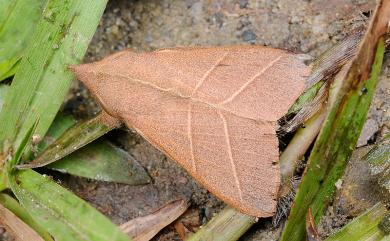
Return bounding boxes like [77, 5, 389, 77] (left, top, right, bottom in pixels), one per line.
[120, 199, 188, 241]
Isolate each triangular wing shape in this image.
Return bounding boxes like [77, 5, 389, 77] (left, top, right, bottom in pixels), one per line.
[72, 46, 309, 217]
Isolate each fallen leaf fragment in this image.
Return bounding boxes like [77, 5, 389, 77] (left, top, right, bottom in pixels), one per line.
[174, 221, 190, 240]
[72, 45, 310, 217]
[174, 208, 201, 240]
[120, 199, 189, 241]
[0, 202, 44, 241]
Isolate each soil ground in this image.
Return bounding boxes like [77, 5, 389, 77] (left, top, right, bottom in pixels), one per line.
[3, 0, 389, 240]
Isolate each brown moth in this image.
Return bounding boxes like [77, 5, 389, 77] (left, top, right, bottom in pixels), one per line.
[72, 45, 310, 217]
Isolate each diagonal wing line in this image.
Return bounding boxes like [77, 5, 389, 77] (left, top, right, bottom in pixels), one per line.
[219, 54, 283, 105]
[191, 52, 229, 96]
[218, 110, 244, 202]
[187, 102, 197, 172]
[97, 71, 275, 123]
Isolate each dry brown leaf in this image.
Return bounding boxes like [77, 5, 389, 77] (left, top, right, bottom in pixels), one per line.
[0, 203, 44, 241]
[174, 208, 200, 240]
[174, 221, 189, 240]
[120, 199, 189, 241]
[72, 45, 309, 217]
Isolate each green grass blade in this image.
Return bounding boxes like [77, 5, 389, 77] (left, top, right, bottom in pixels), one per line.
[10, 118, 39, 167]
[187, 207, 256, 241]
[9, 169, 131, 241]
[0, 0, 15, 25]
[24, 114, 150, 185]
[37, 114, 76, 152]
[0, 193, 53, 241]
[325, 203, 388, 241]
[280, 1, 389, 238]
[0, 173, 5, 191]
[0, 0, 47, 81]
[0, 0, 108, 161]
[18, 113, 119, 168]
[0, 56, 19, 82]
[0, 84, 9, 111]
[0, 58, 20, 81]
[0, 85, 9, 191]
[48, 140, 151, 185]
[287, 81, 322, 115]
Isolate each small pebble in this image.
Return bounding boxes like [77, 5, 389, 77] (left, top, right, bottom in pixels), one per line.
[239, 0, 248, 9]
[242, 30, 257, 43]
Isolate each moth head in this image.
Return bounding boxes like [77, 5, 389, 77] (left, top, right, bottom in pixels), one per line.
[69, 63, 99, 90]
[70, 50, 130, 91]
[69, 62, 119, 117]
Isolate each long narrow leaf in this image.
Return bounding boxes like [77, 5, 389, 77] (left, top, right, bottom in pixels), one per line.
[186, 207, 256, 241]
[0, 0, 108, 162]
[44, 114, 149, 184]
[0, 84, 10, 189]
[10, 119, 39, 167]
[37, 114, 76, 152]
[19, 113, 149, 184]
[18, 113, 120, 168]
[0, 0, 15, 24]
[9, 169, 131, 241]
[48, 140, 150, 185]
[280, 1, 390, 240]
[0, 0, 47, 81]
[0, 84, 8, 111]
[0, 58, 19, 80]
[325, 203, 388, 241]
